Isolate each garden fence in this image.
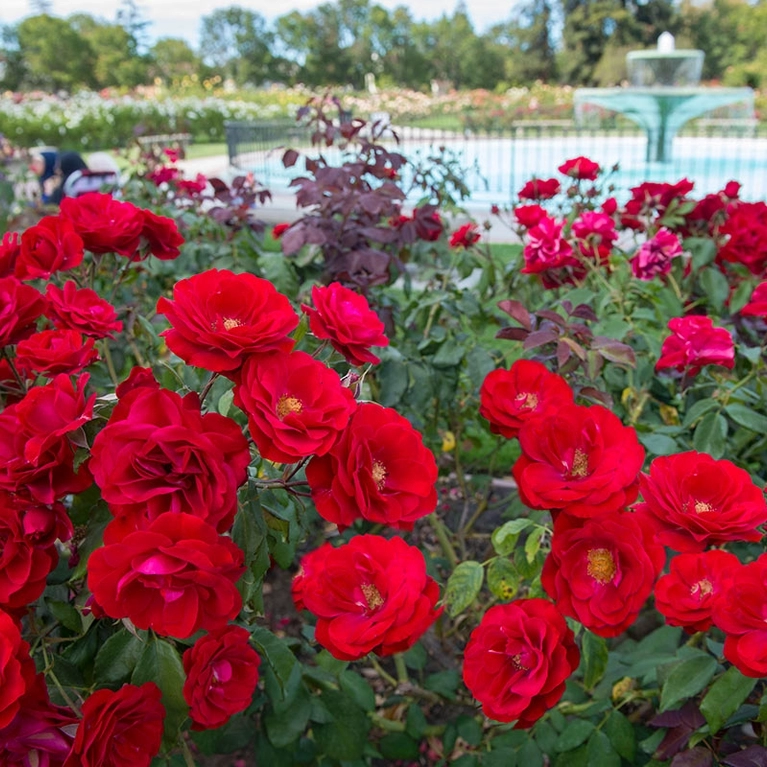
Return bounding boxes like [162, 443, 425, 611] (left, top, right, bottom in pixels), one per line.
[225, 119, 767, 205]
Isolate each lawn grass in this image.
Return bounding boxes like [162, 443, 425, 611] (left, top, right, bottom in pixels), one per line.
[186, 142, 228, 159]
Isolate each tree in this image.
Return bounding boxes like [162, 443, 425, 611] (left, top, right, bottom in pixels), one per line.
[116, 0, 151, 55]
[16, 14, 96, 90]
[149, 38, 201, 84]
[199, 6, 274, 85]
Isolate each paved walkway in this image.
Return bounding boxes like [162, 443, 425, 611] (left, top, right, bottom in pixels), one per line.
[177, 154, 522, 245]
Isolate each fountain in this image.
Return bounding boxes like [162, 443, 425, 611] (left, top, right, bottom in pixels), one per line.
[574, 33, 754, 163]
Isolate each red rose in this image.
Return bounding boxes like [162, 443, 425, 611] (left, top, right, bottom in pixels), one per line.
[449, 223, 481, 248]
[518, 177, 561, 201]
[741, 282, 767, 317]
[655, 316, 735, 376]
[156, 269, 298, 374]
[601, 197, 618, 215]
[138, 209, 184, 261]
[292, 535, 441, 660]
[630, 228, 683, 281]
[59, 192, 144, 257]
[183, 626, 260, 730]
[147, 165, 179, 185]
[0, 403, 92, 504]
[62, 683, 165, 767]
[521, 215, 580, 289]
[635, 451, 767, 552]
[718, 201, 767, 276]
[512, 403, 644, 519]
[0, 277, 47, 347]
[301, 282, 389, 366]
[45, 281, 122, 339]
[272, 222, 290, 239]
[306, 403, 437, 531]
[114, 366, 159, 398]
[629, 179, 695, 217]
[714, 554, 767, 677]
[15, 216, 84, 281]
[513, 204, 547, 229]
[90, 387, 250, 542]
[15, 330, 98, 377]
[541, 512, 665, 637]
[462, 598, 580, 727]
[0, 494, 72, 609]
[558, 156, 600, 180]
[655, 550, 741, 633]
[88, 513, 244, 638]
[234, 351, 356, 464]
[571, 211, 617, 264]
[0, 233, 20, 278]
[0, 672, 77, 766]
[0, 609, 36, 729]
[174, 173, 207, 196]
[479, 359, 574, 439]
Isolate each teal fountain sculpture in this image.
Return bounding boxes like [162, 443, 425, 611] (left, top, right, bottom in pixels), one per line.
[574, 33, 754, 163]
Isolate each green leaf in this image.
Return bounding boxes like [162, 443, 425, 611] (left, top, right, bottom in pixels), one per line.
[683, 399, 719, 428]
[604, 711, 636, 762]
[687, 237, 717, 269]
[217, 389, 234, 417]
[660, 655, 718, 712]
[379, 733, 419, 760]
[263, 682, 311, 748]
[251, 626, 298, 705]
[580, 630, 609, 690]
[94, 629, 145, 688]
[432, 342, 466, 368]
[725, 403, 767, 435]
[638, 432, 679, 456]
[131, 638, 188, 743]
[444, 561, 484, 617]
[525, 527, 546, 564]
[339, 671, 375, 712]
[312, 689, 371, 761]
[555, 720, 595, 752]
[692, 412, 727, 459]
[191, 713, 255, 755]
[231, 494, 270, 613]
[491, 519, 534, 556]
[487, 558, 520, 600]
[699, 267, 730, 312]
[586, 730, 620, 767]
[47, 600, 83, 633]
[424, 669, 461, 700]
[377, 359, 409, 407]
[700, 666, 757, 734]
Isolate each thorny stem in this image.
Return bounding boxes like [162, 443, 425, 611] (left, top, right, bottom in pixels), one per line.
[394, 653, 409, 685]
[199, 372, 220, 405]
[431, 515, 459, 568]
[422, 247, 462, 340]
[99, 340, 119, 387]
[369, 655, 398, 687]
[0, 349, 26, 395]
[180, 736, 197, 767]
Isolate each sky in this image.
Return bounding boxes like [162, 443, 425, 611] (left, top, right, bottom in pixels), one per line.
[0, 0, 514, 49]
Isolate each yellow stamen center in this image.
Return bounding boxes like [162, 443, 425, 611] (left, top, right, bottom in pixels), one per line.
[587, 548, 617, 585]
[694, 500, 714, 514]
[360, 583, 384, 610]
[515, 392, 539, 410]
[222, 317, 242, 331]
[570, 448, 589, 478]
[372, 460, 387, 490]
[276, 394, 303, 420]
[691, 579, 714, 599]
[511, 653, 528, 670]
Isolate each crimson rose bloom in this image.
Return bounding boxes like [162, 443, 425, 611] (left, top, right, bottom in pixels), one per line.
[292, 535, 441, 660]
[521, 215, 580, 289]
[138, 209, 184, 261]
[0, 277, 47, 347]
[0, 233, 20, 278]
[0, 673, 77, 767]
[156, 269, 298, 373]
[558, 156, 600, 180]
[62, 683, 165, 767]
[234, 351, 356, 464]
[59, 193, 144, 257]
[15, 329, 98, 377]
[479, 359, 573, 439]
[655, 316, 735, 376]
[741, 282, 767, 317]
[183, 626, 260, 730]
[541, 512, 665, 637]
[518, 177, 561, 200]
[513, 403, 644, 519]
[0, 609, 36, 729]
[0, 494, 73, 610]
[45, 281, 122, 339]
[513, 204, 547, 229]
[631, 228, 683, 281]
[90, 387, 250, 541]
[713, 555, 767, 677]
[636, 451, 767, 552]
[272, 222, 290, 239]
[655, 550, 741, 633]
[88, 513, 244, 638]
[571, 211, 617, 264]
[15, 215, 84, 281]
[301, 282, 389, 366]
[462, 599, 580, 727]
[717, 201, 767, 276]
[306, 403, 438, 530]
[449, 223, 481, 248]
